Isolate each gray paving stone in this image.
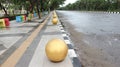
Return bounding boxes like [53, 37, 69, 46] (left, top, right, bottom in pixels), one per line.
[0, 41, 6, 50]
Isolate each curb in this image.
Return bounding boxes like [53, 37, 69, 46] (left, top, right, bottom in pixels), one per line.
[59, 24, 82, 67]
[103, 11, 119, 14]
[55, 11, 82, 67]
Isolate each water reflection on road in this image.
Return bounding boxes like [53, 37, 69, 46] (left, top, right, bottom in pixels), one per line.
[57, 10, 120, 67]
[59, 11, 120, 34]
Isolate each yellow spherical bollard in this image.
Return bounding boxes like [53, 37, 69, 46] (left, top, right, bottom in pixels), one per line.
[53, 12, 56, 15]
[45, 39, 68, 62]
[52, 18, 58, 25]
[53, 15, 57, 18]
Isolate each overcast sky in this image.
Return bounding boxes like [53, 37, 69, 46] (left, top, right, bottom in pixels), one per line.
[63, 0, 77, 6]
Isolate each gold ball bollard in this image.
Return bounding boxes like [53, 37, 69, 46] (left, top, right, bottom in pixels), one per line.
[45, 39, 68, 62]
[52, 18, 58, 25]
[53, 15, 57, 18]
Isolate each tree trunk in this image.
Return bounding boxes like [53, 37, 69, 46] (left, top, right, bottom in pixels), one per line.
[27, 9, 29, 16]
[12, 10, 15, 15]
[40, 0, 43, 17]
[0, 2, 8, 16]
[29, 0, 34, 13]
[20, 9, 22, 14]
[36, 0, 41, 19]
[117, 0, 120, 9]
[36, 5, 41, 19]
[47, 0, 51, 14]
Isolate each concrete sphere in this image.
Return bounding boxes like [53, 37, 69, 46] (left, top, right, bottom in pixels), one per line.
[53, 15, 57, 18]
[52, 18, 58, 25]
[45, 39, 68, 62]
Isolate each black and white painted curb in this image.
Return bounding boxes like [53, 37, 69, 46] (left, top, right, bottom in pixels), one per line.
[107, 11, 120, 14]
[76, 11, 120, 14]
[59, 24, 82, 67]
[101, 11, 120, 14]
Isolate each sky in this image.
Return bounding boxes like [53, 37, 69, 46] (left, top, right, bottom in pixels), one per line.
[63, 0, 77, 6]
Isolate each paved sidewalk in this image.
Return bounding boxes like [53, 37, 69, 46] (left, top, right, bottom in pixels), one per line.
[0, 15, 47, 66]
[0, 12, 81, 67]
[15, 13, 73, 67]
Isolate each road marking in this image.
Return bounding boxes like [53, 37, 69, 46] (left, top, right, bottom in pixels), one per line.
[0, 15, 50, 67]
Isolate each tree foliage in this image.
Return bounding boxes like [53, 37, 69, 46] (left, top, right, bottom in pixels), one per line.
[0, 0, 66, 17]
[0, 0, 12, 15]
[59, 0, 120, 11]
[49, 0, 65, 10]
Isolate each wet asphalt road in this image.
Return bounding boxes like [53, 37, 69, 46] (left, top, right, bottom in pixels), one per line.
[57, 10, 120, 66]
[57, 11, 120, 34]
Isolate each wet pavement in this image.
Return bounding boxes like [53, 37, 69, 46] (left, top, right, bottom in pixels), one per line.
[57, 11, 120, 34]
[57, 10, 120, 67]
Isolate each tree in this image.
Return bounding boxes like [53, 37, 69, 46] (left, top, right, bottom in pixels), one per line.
[0, 0, 66, 18]
[0, 0, 11, 16]
[49, 0, 65, 10]
[60, 0, 120, 11]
